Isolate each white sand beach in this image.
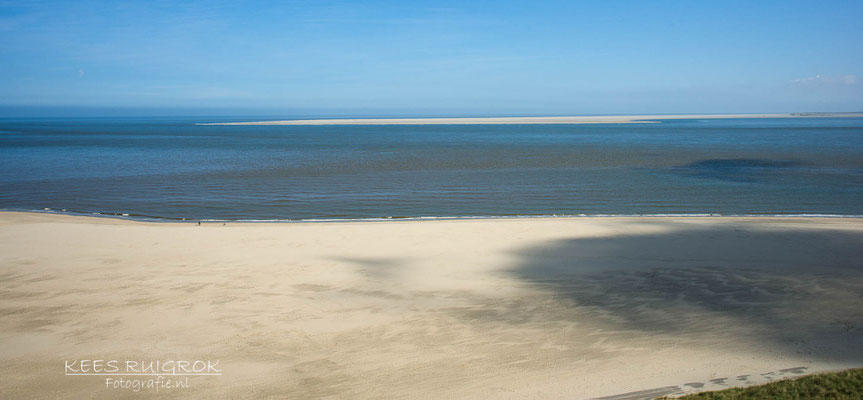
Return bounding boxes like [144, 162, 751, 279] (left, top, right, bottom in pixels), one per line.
[198, 113, 863, 126]
[1, 212, 862, 399]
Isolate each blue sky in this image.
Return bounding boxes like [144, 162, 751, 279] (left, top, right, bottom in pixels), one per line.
[1, 0, 862, 116]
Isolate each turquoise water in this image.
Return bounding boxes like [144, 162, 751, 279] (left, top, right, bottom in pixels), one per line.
[0, 117, 861, 220]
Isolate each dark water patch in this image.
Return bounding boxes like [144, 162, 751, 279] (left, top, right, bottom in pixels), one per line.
[672, 158, 804, 183]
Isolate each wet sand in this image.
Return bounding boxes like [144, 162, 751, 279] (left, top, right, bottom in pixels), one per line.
[0, 212, 861, 399]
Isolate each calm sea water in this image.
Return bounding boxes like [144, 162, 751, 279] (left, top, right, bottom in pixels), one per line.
[1, 117, 861, 220]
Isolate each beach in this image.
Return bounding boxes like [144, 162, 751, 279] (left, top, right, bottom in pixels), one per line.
[198, 113, 863, 126]
[1, 212, 861, 399]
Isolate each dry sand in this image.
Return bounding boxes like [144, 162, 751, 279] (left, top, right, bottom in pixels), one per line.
[1, 212, 862, 399]
[198, 113, 863, 126]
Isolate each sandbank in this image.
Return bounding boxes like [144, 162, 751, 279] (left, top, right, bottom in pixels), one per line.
[198, 113, 863, 126]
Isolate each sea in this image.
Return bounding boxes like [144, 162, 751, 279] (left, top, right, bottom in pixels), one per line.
[1, 116, 861, 221]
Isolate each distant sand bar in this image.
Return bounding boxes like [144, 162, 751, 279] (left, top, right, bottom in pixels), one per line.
[199, 113, 863, 126]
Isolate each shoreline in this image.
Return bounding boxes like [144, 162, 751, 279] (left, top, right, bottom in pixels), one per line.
[3, 210, 863, 225]
[1, 211, 862, 398]
[197, 113, 863, 126]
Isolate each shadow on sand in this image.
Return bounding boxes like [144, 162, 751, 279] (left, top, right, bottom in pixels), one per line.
[507, 222, 863, 363]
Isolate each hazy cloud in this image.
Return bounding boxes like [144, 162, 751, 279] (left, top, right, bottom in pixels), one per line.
[791, 74, 858, 86]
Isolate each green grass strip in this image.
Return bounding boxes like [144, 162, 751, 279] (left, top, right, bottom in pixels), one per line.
[665, 368, 863, 399]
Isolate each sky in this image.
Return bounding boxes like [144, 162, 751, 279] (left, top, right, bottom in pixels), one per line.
[1, 0, 862, 116]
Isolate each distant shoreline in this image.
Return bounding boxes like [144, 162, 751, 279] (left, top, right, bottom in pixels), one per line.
[198, 112, 863, 126]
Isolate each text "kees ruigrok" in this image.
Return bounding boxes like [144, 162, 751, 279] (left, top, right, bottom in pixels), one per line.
[65, 360, 221, 375]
